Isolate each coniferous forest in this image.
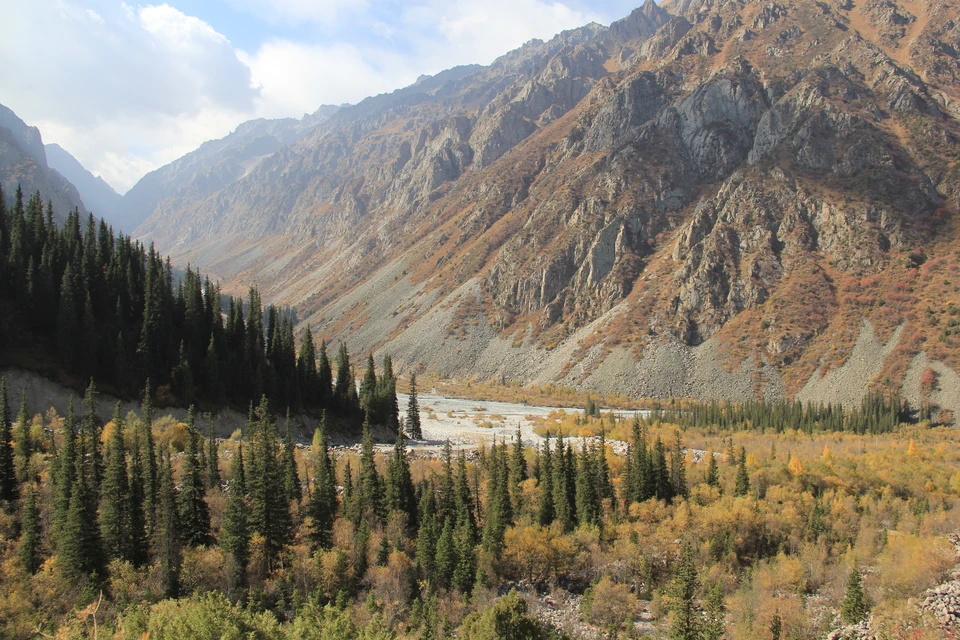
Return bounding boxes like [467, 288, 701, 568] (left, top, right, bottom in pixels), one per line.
[0, 184, 398, 424]
[0, 188, 959, 639]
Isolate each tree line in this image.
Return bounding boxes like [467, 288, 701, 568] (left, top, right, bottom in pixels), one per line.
[0, 183, 403, 424]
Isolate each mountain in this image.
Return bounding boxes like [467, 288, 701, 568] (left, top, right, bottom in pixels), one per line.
[122, 105, 341, 234]
[0, 104, 87, 219]
[45, 143, 122, 226]
[136, 0, 960, 420]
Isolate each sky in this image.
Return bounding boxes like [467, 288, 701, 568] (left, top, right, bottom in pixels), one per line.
[1, 0, 646, 193]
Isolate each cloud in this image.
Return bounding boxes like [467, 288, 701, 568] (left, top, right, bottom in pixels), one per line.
[0, 0, 256, 192]
[0, 0, 635, 193]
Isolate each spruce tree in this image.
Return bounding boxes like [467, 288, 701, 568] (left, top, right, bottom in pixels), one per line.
[359, 354, 378, 422]
[377, 355, 399, 431]
[205, 419, 220, 490]
[358, 418, 384, 523]
[249, 397, 291, 566]
[179, 407, 211, 547]
[308, 412, 337, 549]
[127, 421, 149, 567]
[701, 582, 725, 640]
[18, 484, 41, 574]
[221, 443, 250, 574]
[140, 381, 158, 538]
[386, 428, 416, 526]
[670, 430, 687, 499]
[53, 399, 76, 541]
[552, 436, 573, 531]
[282, 412, 302, 504]
[454, 451, 476, 542]
[435, 517, 456, 590]
[333, 343, 354, 414]
[60, 454, 105, 583]
[155, 453, 180, 598]
[705, 451, 719, 488]
[406, 372, 422, 440]
[452, 517, 477, 594]
[841, 569, 870, 625]
[416, 489, 438, 585]
[734, 447, 750, 497]
[317, 340, 333, 408]
[669, 541, 700, 640]
[13, 389, 31, 485]
[100, 403, 130, 562]
[575, 441, 599, 527]
[537, 434, 554, 526]
[0, 377, 16, 503]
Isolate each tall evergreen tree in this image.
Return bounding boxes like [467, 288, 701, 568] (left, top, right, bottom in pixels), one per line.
[13, 389, 31, 485]
[0, 378, 17, 504]
[282, 412, 302, 504]
[537, 433, 554, 526]
[18, 483, 41, 574]
[452, 516, 477, 594]
[669, 541, 700, 640]
[416, 488, 438, 585]
[100, 403, 130, 562]
[734, 447, 750, 498]
[386, 428, 416, 526]
[221, 442, 250, 575]
[127, 420, 149, 567]
[406, 372, 422, 440]
[317, 340, 333, 408]
[575, 441, 599, 527]
[333, 343, 355, 415]
[841, 568, 870, 625]
[248, 397, 291, 566]
[154, 452, 180, 598]
[358, 418, 385, 523]
[179, 407, 211, 547]
[359, 354, 378, 422]
[53, 399, 76, 541]
[454, 451, 477, 543]
[308, 412, 337, 549]
[705, 451, 719, 488]
[205, 419, 220, 490]
[60, 453, 105, 583]
[670, 430, 687, 500]
[435, 517, 456, 590]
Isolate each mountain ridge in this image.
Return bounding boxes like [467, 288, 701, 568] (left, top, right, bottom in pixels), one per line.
[133, 0, 960, 420]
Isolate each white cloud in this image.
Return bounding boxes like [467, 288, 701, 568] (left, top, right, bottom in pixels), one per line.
[1, 0, 628, 194]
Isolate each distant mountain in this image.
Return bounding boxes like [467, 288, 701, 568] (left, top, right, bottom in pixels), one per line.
[123, 105, 341, 234]
[135, 0, 960, 420]
[45, 143, 123, 227]
[0, 104, 87, 219]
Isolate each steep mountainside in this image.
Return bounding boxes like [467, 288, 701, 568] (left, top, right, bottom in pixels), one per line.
[0, 104, 87, 219]
[45, 143, 122, 225]
[138, 0, 960, 417]
[125, 105, 340, 234]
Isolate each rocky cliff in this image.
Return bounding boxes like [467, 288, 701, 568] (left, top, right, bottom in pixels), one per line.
[137, 0, 960, 418]
[0, 104, 87, 219]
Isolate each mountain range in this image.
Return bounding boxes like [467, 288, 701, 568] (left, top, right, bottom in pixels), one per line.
[6, 0, 960, 419]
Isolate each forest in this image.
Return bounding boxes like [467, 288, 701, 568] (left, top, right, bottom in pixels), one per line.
[0, 188, 958, 639]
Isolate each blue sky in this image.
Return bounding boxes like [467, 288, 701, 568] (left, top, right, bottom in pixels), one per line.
[1, 0, 650, 192]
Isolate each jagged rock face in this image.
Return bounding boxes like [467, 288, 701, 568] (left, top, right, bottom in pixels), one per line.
[0, 103, 88, 219]
[139, 0, 960, 402]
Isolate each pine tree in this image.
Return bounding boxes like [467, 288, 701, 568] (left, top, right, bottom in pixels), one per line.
[205, 419, 220, 490]
[155, 453, 180, 598]
[454, 451, 476, 543]
[435, 517, 456, 590]
[670, 430, 687, 499]
[575, 441, 599, 527]
[537, 434, 554, 526]
[334, 343, 355, 415]
[841, 568, 870, 625]
[377, 355, 399, 431]
[770, 612, 782, 640]
[416, 489, 438, 585]
[140, 381, 158, 538]
[308, 412, 337, 549]
[509, 425, 527, 491]
[18, 484, 41, 574]
[734, 447, 750, 497]
[452, 516, 477, 594]
[317, 340, 333, 408]
[179, 407, 211, 547]
[53, 399, 76, 541]
[358, 418, 385, 523]
[701, 582, 725, 640]
[669, 541, 700, 640]
[60, 453, 105, 583]
[127, 420, 149, 567]
[221, 443, 250, 574]
[282, 412, 302, 504]
[248, 397, 291, 566]
[705, 451, 719, 488]
[406, 372, 422, 440]
[552, 436, 573, 531]
[100, 403, 130, 562]
[359, 354, 378, 422]
[80, 380, 103, 496]
[13, 389, 31, 485]
[386, 428, 416, 526]
[0, 377, 16, 503]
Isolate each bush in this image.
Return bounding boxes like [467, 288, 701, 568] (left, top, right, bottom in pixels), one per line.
[460, 591, 548, 640]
